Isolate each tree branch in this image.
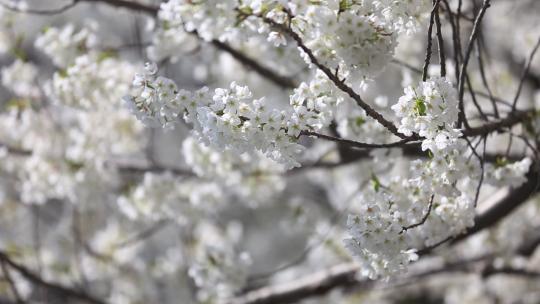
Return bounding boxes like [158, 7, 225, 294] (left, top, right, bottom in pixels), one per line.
[261, 15, 406, 139]
[0, 251, 107, 304]
[421, 0, 441, 81]
[301, 131, 416, 149]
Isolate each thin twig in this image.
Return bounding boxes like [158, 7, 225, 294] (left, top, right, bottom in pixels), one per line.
[457, 0, 491, 129]
[114, 219, 170, 248]
[422, 0, 442, 81]
[476, 38, 499, 117]
[465, 72, 488, 120]
[512, 36, 540, 111]
[400, 195, 435, 233]
[301, 131, 416, 149]
[433, 0, 446, 77]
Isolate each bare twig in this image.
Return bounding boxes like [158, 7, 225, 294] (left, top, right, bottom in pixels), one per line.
[465, 72, 488, 120]
[511, 36, 540, 111]
[433, 0, 446, 77]
[114, 219, 170, 249]
[400, 195, 435, 233]
[476, 38, 499, 117]
[457, 0, 491, 129]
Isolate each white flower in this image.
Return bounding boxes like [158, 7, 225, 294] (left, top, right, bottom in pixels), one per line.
[125, 65, 342, 169]
[35, 24, 98, 67]
[485, 158, 532, 188]
[268, 31, 287, 47]
[1, 59, 39, 98]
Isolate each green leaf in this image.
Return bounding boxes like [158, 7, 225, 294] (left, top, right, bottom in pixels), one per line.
[495, 156, 508, 168]
[97, 50, 118, 62]
[354, 116, 365, 126]
[413, 96, 427, 116]
[371, 173, 381, 192]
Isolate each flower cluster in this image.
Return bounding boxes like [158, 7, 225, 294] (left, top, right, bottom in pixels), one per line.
[117, 172, 223, 224]
[1, 59, 40, 99]
[34, 23, 98, 68]
[484, 158, 532, 188]
[392, 76, 461, 152]
[344, 75, 534, 278]
[188, 222, 252, 302]
[125, 65, 341, 168]
[48, 54, 135, 110]
[336, 96, 391, 144]
[345, 78, 478, 278]
[344, 159, 478, 278]
[153, 0, 431, 89]
[289, 3, 398, 88]
[182, 137, 285, 201]
[372, 0, 432, 34]
[161, 0, 239, 42]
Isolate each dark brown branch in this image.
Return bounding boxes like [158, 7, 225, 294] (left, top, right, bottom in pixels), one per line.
[517, 228, 540, 257]
[0, 260, 24, 303]
[422, 0, 441, 81]
[441, 0, 463, 83]
[0, 143, 32, 156]
[232, 247, 538, 304]
[0, 251, 107, 304]
[112, 160, 195, 177]
[229, 262, 365, 304]
[210, 40, 297, 89]
[482, 266, 540, 278]
[301, 131, 416, 149]
[462, 110, 532, 137]
[433, 0, 446, 77]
